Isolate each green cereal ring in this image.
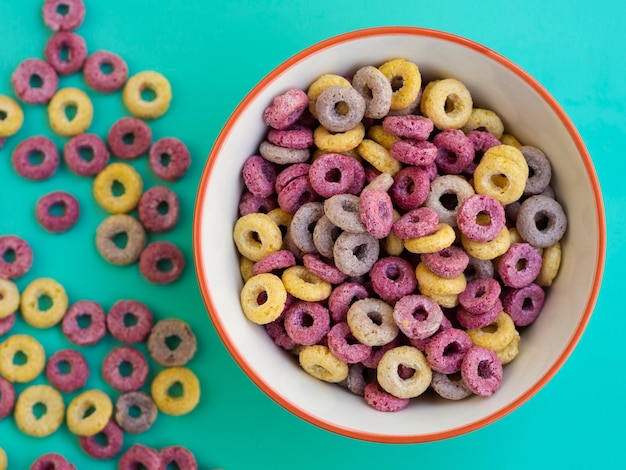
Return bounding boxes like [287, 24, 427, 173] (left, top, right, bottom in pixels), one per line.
[19, 277, 68, 328]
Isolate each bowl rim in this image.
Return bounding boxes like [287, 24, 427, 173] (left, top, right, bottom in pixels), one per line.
[193, 26, 606, 443]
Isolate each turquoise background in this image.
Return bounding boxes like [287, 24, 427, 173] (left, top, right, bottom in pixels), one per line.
[0, 0, 622, 468]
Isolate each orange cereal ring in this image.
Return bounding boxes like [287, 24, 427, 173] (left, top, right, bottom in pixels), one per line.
[404, 223, 455, 254]
[420, 78, 473, 130]
[378, 58, 421, 110]
[299, 344, 348, 383]
[460, 108, 504, 138]
[461, 226, 511, 261]
[281, 265, 331, 302]
[240, 273, 287, 324]
[357, 138, 402, 176]
[0, 95, 24, 137]
[313, 122, 365, 153]
[93, 162, 143, 214]
[233, 213, 282, 262]
[123, 71, 172, 119]
[307, 74, 351, 117]
[47, 87, 93, 136]
[535, 241, 561, 287]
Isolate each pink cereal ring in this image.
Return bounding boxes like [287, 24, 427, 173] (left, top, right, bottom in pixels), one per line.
[43, 0, 86, 31]
[30, 453, 76, 470]
[461, 346, 503, 396]
[328, 282, 369, 323]
[497, 243, 543, 288]
[433, 129, 475, 174]
[44, 31, 87, 76]
[242, 155, 277, 198]
[107, 300, 154, 343]
[11, 58, 59, 104]
[359, 188, 394, 239]
[159, 446, 198, 470]
[0, 313, 16, 336]
[466, 130, 501, 174]
[253, 250, 296, 275]
[364, 380, 409, 412]
[35, 191, 80, 233]
[421, 246, 469, 279]
[277, 175, 318, 214]
[389, 166, 430, 211]
[309, 153, 359, 197]
[457, 194, 506, 242]
[302, 253, 347, 284]
[12, 135, 59, 181]
[149, 137, 191, 181]
[502, 283, 545, 326]
[62, 300, 107, 346]
[107, 117, 152, 159]
[275, 163, 310, 193]
[263, 88, 309, 130]
[382, 115, 434, 140]
[118, 444, 161, 470]
[284, 300, 330, 346]
[267, 124, 314, 149]
[238, 191, 278, 216]
[327, 321, 372, 364]
[458, 277, 501, 314]
[45, 348, 89, 393]
[370, 256, 417, 303]
[392, 207, 439, 239]
[63, 133, 110, 176]
[424, 327, 472, 374]
[83, 50, 129, 93]
[393, 294, 443, 340]
[0, 235, 33, 280]
[390, 139, 438, 166]
[79, 419, 124, 460]
[102, 346, 149, 392]
[456, 298, 503, 330]
[0, 376, 16, 419]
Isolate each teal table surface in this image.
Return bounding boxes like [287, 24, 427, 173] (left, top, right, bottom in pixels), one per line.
[0, 1, 622, 468]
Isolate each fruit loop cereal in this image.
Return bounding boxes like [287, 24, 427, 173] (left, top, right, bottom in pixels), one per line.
[43, 0, 86, 31]
[0, 279, 20, 319]
[62, 300, 107, 346]
[107, 116, 152, 159]
[0, 95, 24, 137]
[11, 135, 59, 181]
[122, 71, 172, 119]
[147, 318, 197, 366]
[63, 133, 110, 176]
[138, 241, 186, 284]
[30, 453, 76, 470]
[83, 50, 129, 93]
[102, 346, 149, 392]
[118, 444, 161, 470]
[106, 299, 153, 343]
[150, 366, 200, 416]
[45, 348, 89, 393]
[160, 445, 198, 470]
[149, 136, 191, 181]
[11, 59, 59, 105]
[114, 390, 157, 434]
[0, 376, 16, 419]
[0, 235, 33, 280]
[138, 186, 180, 232]
[48, 87, 94, 136]
[93, 162, 143, 213]
[14, 384, 65, 437]
[35, 191, 80, 233]
[95, 214, 147, 265]
[44, 31, 87, 76]
[66, 389, 113, 436]
[20, 277, 68, 328]
[79, 418, 124, 460]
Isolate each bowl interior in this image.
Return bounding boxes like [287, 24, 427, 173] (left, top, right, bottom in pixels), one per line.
[194, 27, 605, 443]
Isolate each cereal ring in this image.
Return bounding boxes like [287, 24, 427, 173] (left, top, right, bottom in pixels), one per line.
[151, 366, 200, 416]
[11, 135, 59, 181]
[359, 189, 394, 239]
[62, 300, 106, 346]
[123, 71, 172, 119]
[14, 385, 64, 437]
[341, 363, 373, 396]
[253, 250, 296, 274]
[45, 348, 89, 393]
[0, 314, 15, 337]
[502, 283, 545, 327]
[363, 172, 394, 192]
[389, 166, 431, 211]
[461, 226, 511, 261]
[95, 214, 147, 265]
[367, 124, 401, 149]
[497, 242, 543, 288]
[268, 124, 314, 149]
[424, 328, 472, 374]
[302, 253, 347, 284]
[377, 346, 432, 399]
[433, 129, 475, 174]
[307, 74, 351, 117]
[0, 95, 23, 137]
[370, 256, 417, 303]
[500, 133, 522, 147]
[416, 262, 466, 296]
[138, 186, 179, 232]
[115, 391, 157, 434]
[456, 298, 503, 330]
[0, 279, 20, 319]
[284, 300, 330, 346]
[63, 133, 110, 176]
[363, 380, 409, 412]
[431, 371, 473, 400]
[11, 59, 58, 104]
[461, 346, 503, 396]
[259, 140, 310, 165]
[466, 311, 517, 352]
[389, 139, 438, 167]
[378, 58, 421, 110]
[107, 300, 154, 343]
[147, 318, 197, 366]
[102, 346, 149, 392]
[351, 66, 393, 119]
[149, 137, 191, 181]
[239, 191, 278, 215]
[323, 194, 365, 233]
[519, 146, 552, 195]
[160, 446, 198, 470]
[327, 322, 372, 364]
[239, 255, 255, 282]
[347, 298, 398, 347]
[35, 191, 80, 233]
[107, 117, 152, 159]
[83, 50, 129, 93]
[313, 122, 365, 153]
[384, 211, 404, 256]
[516, 195, 567, 248]
[496, 331, 521, 364]
[457, 194, 506, 242]
[474, 151, 528, 206]
[44, 31, 87, 75]
[421, 246, 470, 279]
[79, 418, 123, 460]
[424, 174, 475, 227]
[233, 213, 283, 262]
[357, 138, 402, 176]
[420, 78, 473, 129]
[458, 278, 501, 314]
[242, 155, 277, 198]
[48, 87, 93, 136]
[535, 241, 561, 287]
[0, 376, 16, 419]
[404, 223, 456, 254]
[383, 114, 433, 141]
[30, 453, 75, 470]
[333, 231, 380, 277]
[460, 108, 504, 138]
[465, 255, 495, 281]
[420, 288, 459, 309]
[20, 277, 68, 328]
[466, 130, 501, 174]
[43, 0, 85, 31]
[328, 282, 369, 323]
[139, 241, 186, 284]
[118, 444, 161, 470]
[93, 162, 143, 213]
[276, 175, 318, 214]
[298, 344, 348, 383]
[289, 202, 325, 254]
[393, 294, 443, 340]
[313, 215, 341, 259]
[67, 389, 113, 436]
[315, 85, 366, 133]
[264, 88, 309, 129]
[392, 207, 439, 239]
[0, 448, 5, 470]
[281, 265, 331, 302]
[240, 273, 287, 324]
[309, 153, 361, 197]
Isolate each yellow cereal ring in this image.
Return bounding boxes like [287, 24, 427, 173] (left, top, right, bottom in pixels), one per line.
[419, 287, 459, 309]
[377, 346, 432, 398]
[367, 124, 401, 150]
[378, 58, 421, 110]
[20, 278, 68, 329]
[467, 312, 517, 352]
[313, 122, 365, 153]
[500, 133, 522, 148]
[415, 262, 466, 296]
[123, 71, 172, 119]
[0, 447, 6, 470]
[266, 207, 292, 248]
[47, 87, 93, 136]
[420, 78, 473, 130]
[240, 273, 287, 324]
[535, 241, 562, 287]
[93, 162, 143, 214]
[233, 213, 282, 262]
[312, 147, 363, 164]
[462, 226, 511, 261]
[473, 155, 527, 206]
[14, 385, 64, 437]
[404, 223, 456, 254]
[299, 344, 348, 383]
[281, 265, 331, 302]
[496, 331, 520, 364]
[151, 366, 200, 416]
[357, 138, 402, 176]
[307, 74, 351, 117]
[66, 389, 113, 436]
[460, 108, 504, 139]
[0, 334, 46, 383]
[0, 279, 20, 319]
[0, 95, 24, 137]
[239, 255, 255, 282]
[483, 144, 529, 174]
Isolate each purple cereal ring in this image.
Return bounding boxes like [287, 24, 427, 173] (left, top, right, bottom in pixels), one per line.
[309, 153, 359, 197]
[392, 207, 439, 239]
[390, 139, 438, 166]
[327, 321, 372, 364]
[424, 327, 472, 374]
[44, 31, 87, 75]
[458, 278, 502, 314]
[139, 241, 186, 284]
[0, 313, 16, 336]
[149, 137, 191, 181]
[423, 161, 438, 181]
[30, 453, 76, 470]
[0, 376, 16, 419]
[62, 300, 106, 346]
[45, 348, 89, 393]
[303, 253, 347, 284]
[466, 130, 501, 174]
[138, 186, 180, 232]
[259, 140, 310, 165]
[238, 191, 278, 216]
[12, 135, 59, 181]
[383, 115, 434, 140]
[0, 235, 34, 279]
[408, 314, 452, 352]
[520, 146, 552, 195]
[351, 66, 393, 119]
[516, 195, 567, 248]
[370, 256, 417, 303]
[63, 133, 110, 176]
[456, 298, 503, 330]
[102, 346, 149, 392]
[11, 58, 59, 104]
[107, 117, 152, 159]
[160, 446, 198, 470]
[118, 444, 161, 470]
[83, 50, 128, 93]
[242, 155, 277, 198]
[43, 0, 86, 31]
[431, 370, 473, 400]
[289, 202, 324, 254]
[364, 380, 409, 412]
[79, 418, 124, 460]
[457, 194, 506, 242]
[465, 255, 495, 282]
[277, 175, 318, 214]
[364, 166, 382, 185]
[359, 188, 394, 239]
[461, 346, 503, 396]
[264, 317, 297, 350]
[315, 85, 366, 133]
[275, 163, 311, 193]
[253, 250, 296, 275]
[393, 294, 443, 340]
[267, 124, 313, 149]
[421, 246, 469, 279]
[107, 300, 154, 343]
[263, 88, 309, 130]
[497, 243, 543, 288]
[389, 166, 430, 210]
[502, 283, 545, 326]
[35, 191, 80, 233]
[284, 300, 330, 346]
[433, 129, 475, 174]
[341, 363, 374, 396]
[312, 215, 341, 259]
[328, 282, 369, 323]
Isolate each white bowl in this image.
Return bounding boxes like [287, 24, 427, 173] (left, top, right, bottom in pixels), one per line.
[193, 27, 605, 443]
